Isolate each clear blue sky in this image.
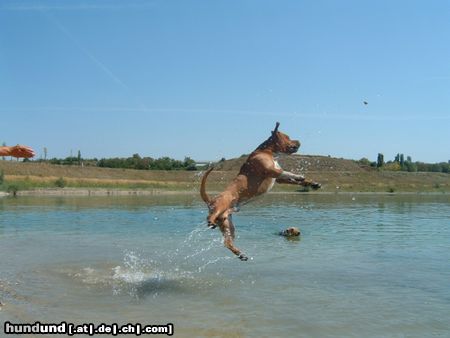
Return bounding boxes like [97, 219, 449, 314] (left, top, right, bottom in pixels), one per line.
[1, 0, 449, 163]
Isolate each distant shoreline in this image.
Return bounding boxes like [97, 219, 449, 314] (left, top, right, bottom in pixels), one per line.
[1, 160, 449, 195]
[1, 188, 449, 197]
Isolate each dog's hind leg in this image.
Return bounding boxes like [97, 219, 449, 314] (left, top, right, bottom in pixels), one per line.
[207, 204, 228, 229]
[219, 213, 248, 261]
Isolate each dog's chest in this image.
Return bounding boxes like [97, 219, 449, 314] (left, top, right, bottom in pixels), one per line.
[268, 158, 282, 191]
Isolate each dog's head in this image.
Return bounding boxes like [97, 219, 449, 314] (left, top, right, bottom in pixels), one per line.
[280, 227, 301, 237]
[260, 122, 300, 154]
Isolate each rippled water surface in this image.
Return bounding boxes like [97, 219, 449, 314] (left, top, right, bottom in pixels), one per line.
[1, 194, 449, 337]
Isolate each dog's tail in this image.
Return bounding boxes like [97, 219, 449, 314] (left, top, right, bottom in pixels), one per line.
[200, 167, 214, 205]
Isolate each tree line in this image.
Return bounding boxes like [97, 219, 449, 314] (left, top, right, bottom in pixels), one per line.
[10, 146, 449, 174]
[32, 153, 198, 171]
[97, 154, 197, 171]
[358, 153, 450, 173]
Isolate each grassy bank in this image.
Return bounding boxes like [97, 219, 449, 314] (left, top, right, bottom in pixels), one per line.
[1, 159, 449, 195]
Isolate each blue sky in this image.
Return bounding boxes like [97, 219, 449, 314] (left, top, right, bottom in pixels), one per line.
[1, 0, 449, 163]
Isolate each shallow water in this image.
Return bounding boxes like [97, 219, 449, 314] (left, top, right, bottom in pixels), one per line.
[1, 194, 449, 337]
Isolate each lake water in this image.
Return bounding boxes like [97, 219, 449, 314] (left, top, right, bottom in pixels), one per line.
[0, 194, 449, 337]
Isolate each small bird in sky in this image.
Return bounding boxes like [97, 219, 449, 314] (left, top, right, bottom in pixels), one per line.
[363, 101, 368, 105]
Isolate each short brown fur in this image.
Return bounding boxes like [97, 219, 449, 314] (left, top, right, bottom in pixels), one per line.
[200, 123, 320, 261]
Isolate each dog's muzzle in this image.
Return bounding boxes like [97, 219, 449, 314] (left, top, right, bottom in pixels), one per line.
[286, 140, 300, 154]
[288, 144, 299, 153]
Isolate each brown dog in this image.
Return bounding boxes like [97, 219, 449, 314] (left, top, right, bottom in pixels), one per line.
[279, 227, 301, 237]
[200, 122, 321, 261]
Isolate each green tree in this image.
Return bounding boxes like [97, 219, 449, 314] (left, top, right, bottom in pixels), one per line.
[441, 162, 450, 173]
[377, 153, 384, 168]
[404, 161, 417, 172]
[358, 157, 371, 166]
[183, 157, 196, 170]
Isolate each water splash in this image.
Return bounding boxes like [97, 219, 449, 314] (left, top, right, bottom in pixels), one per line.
[183, 222, 208, 244]
[111, 250, 181, 298]
[197, 256, 231, 272]
[65, 223, 234, 299]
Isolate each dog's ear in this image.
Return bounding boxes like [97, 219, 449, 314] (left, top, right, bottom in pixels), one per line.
[272, 122, 280, 135]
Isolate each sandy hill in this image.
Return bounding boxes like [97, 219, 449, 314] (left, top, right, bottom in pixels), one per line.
[214, 154, 368, 173]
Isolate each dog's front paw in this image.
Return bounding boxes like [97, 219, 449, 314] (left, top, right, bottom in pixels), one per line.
[238, 254, 248, 261]
[311, 182, 321, 190]
[207, 222, 217, 229]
